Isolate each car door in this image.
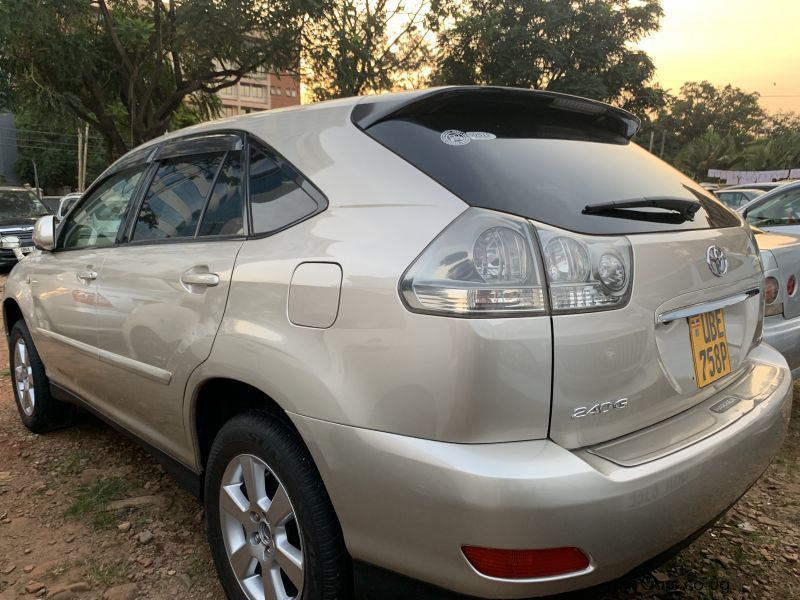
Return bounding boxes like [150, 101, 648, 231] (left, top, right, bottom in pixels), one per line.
[745, 186, 800, 235]
[28, 166, 146, 403]
[90, 134, 246, 462]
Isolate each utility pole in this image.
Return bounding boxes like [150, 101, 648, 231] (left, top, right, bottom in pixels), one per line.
[81, 124, 89, 192]
[649, 130, 655, 153]
[659, 131, 666, 158]
[77, 127, 83, 192]
[32, 160, 41, 199]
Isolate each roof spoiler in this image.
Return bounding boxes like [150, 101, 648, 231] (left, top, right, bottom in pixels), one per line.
[351, 86, 641, 140]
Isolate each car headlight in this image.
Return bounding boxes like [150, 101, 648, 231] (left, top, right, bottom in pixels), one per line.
[0, 235, 20, 248]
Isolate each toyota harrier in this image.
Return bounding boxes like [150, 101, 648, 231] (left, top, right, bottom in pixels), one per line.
[3, 87, 792, 600]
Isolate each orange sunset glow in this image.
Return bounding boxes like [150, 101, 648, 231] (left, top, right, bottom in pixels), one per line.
[639, 0, 800, 113]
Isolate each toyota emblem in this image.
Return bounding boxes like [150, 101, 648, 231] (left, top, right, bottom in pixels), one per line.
[706, 245, 728, 277]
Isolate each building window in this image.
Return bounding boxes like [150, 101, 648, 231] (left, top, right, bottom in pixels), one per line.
[241, 84, 251, 97]
[252, 85, 265, 99]
[271, 87, 282, 96]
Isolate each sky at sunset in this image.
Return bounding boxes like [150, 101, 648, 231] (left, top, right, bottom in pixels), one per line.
[639, 0, 800, 114]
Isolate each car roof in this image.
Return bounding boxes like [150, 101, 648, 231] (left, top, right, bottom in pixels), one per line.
[102, 86, 640, 174]
[736, 180, 800, 213]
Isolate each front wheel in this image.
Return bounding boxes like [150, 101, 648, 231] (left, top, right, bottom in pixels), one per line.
[205, 411, 351, 600]
[9, 320, 74, 432]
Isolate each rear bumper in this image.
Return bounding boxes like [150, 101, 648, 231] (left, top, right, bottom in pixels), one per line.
[291, 346, 792, 599]
[764, 314, 800, 378]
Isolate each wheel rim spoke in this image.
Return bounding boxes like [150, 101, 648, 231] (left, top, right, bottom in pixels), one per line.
[239, 455, 267, 509]
[229, 543, 256, 579]
[221, 484, 249, 525]
[265, 485, 292, 525]
[262, 566, 284, 600]
[275, 538, 303, 590]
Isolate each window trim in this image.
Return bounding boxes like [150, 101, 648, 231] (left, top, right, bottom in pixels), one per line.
[55, 128, 329, 251]
[122, 133, 250, 247]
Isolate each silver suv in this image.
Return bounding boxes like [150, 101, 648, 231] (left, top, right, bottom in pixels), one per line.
[3, 87, 793, 600]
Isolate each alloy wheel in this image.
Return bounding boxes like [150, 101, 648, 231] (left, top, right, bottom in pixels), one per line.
[14, 338, 35, 416]
[219, 453, 304, 600]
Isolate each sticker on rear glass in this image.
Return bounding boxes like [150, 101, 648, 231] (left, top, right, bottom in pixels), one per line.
[440, 130, 470, 146]
[440, 130, 496, 145]
[467, 131, 496, 141]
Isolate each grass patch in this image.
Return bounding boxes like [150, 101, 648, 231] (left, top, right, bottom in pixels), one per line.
[55, 450, 90, 476]
[64, 476, 129, 529]
[0, 368, 9, 377]
[80, 558, 126, 588]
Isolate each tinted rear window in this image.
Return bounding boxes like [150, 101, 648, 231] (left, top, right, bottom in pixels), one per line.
[361, 103, 739, 235]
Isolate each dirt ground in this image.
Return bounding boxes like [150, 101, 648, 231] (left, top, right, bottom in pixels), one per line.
[0, 275, 798, 600]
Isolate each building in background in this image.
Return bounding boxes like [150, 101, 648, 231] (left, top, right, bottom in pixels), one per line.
[217, 68, 300, 117]
[0, 113, 20, 184]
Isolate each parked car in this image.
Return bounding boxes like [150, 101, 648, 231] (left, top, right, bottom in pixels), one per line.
[0, 186, 51, 267]
[754, 229, 800, 379]
[55, 192, 82, 222]
[714, 187, 764, 209]
[2, 87, 793, 600]
[726, 181, 794, 192]
[739, 180, 800, 234]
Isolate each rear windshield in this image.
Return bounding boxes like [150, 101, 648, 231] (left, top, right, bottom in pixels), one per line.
[361, 105, 740, 235]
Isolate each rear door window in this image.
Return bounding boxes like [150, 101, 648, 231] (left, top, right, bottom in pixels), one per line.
[132, 152, 224, 241]
[198, 151, 245, 237]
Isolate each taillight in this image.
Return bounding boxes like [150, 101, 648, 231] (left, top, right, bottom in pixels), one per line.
[788, 275, 796, 297]
[462, 545, 590, 579]
[537, 225, 633, 312]
[400, 208, 632, 317]
[764, 276, 783, 317]
[399, 209, 547, 316]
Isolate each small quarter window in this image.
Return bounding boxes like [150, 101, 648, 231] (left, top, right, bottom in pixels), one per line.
[249, 144, 319, 235]
[133, 152, 224, 241]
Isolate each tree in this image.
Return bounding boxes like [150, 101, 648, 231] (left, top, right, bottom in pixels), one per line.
[302, 0, 447, 101]
[737, 132, 800, 171]
[0, 0, 323, 160]
[12, 100, 107, 193]
[432, 0, 666, 114]
[674, 129, 739, 180]
[645, 81, 766, 164]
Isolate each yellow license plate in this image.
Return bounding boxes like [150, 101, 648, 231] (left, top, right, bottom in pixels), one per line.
[688, 308, 732, 388]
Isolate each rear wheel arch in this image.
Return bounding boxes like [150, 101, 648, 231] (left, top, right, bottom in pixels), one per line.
[192, 378, 304, 472]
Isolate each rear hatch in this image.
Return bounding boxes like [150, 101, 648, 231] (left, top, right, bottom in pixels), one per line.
[355, 87, 763, 448]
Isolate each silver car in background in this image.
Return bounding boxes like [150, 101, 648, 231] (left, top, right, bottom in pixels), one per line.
[755, 229, 800, 379]
[740, 180, 800, 235]
[2, 87, 793, 599]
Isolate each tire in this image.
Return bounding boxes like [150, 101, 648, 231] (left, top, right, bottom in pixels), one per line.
[205, 411, 351, 600]
[8, 320, 75, 433]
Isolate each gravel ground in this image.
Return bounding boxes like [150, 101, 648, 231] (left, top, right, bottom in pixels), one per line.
[0, 274, 797, 599]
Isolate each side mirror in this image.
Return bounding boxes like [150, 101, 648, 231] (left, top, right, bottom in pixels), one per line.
[33, 215, 56, 251]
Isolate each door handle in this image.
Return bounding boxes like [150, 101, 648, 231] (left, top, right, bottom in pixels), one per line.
[77, 270, 97, 282]
[180, 272, 220, 288]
